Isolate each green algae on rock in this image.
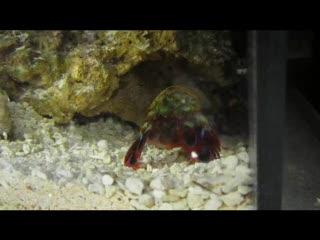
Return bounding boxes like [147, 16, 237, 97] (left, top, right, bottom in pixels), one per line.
[0, 31, 235, 125]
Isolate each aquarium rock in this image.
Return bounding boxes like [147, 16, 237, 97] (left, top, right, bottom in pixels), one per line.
[0, 30, 235, 126]
[0, 90, 12, 139]
[125, 177, 144, 195]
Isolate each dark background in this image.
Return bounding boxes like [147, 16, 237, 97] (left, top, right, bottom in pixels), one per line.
[233, 30, 318, 112]
[287, 31, 318, 109]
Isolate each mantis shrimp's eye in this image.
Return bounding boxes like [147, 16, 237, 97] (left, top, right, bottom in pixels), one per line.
[191, 151, 198, 159]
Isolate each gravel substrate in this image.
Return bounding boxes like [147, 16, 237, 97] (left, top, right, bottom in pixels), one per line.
[0, 101, 255, 210]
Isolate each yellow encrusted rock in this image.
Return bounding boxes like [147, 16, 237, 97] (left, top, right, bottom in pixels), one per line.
[0, 30, 234, 125]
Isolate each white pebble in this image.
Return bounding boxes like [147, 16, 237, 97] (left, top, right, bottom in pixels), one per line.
[130, 200, 149, 210]
[86, 173, 102, 183]
[237, 151, 249, 163]
[39, 197, 52, 209]
[56, 168, 73, 179]
[208, 164, 223, 175]
[237, 205, 256, 210]
[0, 180, 9, 188]
[105, 186, 117, 198]
[88, 183, 105, 195]
[188, 186, 210, 198]
[159, 203, 173, 210]
[219, 206, 235, 210]
[205, 175, 233, 187]
[163, 194, 180, 202]
[204, 197, 222, 210]
[31, 169, 47, 180]
[103, 155, 111, 164]
[146, 164, 153, 172]
[168, 189, 188, 198]
[238, 185, 252, 195]
[222, 177, 243, 194]
[120, 146, 128, 152]
[221, 155, 238, 169]
[102, 174, 114, 186]
[235, 165, 252, 176]
[150, 177, 165, 190]
[237, 147, 246, 152]
[172, 199, 188, 210]
[15, 151, 26, 157]
[220, 192, 244, 207]
[169, 163, 182, 174]
[183, 174, 192, 185]
[150, 176, 175, 190]
[211, 185, 223, 195]
[187, 193, 205, 209]
[22, 144, 31, 154]
[152, 190, 165, 200]
[138, 194, 155, 208]
[97, 140, 108, 149]
[125, 177, 144, 195]
[82, 178, 88, 185]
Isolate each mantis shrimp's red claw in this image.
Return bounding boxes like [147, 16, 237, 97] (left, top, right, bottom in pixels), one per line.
[124, 132, 148, 169]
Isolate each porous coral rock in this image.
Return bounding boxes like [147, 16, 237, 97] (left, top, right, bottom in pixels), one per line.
[0, 30, 235, 125]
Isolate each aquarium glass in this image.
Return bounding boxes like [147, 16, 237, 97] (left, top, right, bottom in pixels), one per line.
[0, 30, 255, 210]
